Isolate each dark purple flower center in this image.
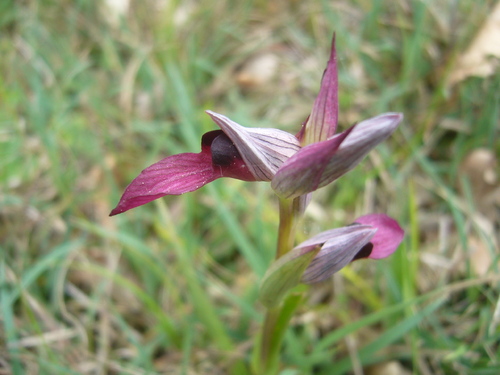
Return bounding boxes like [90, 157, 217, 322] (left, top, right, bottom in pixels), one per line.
[211, 133, 241, 166]
[353, 242, 373, 260]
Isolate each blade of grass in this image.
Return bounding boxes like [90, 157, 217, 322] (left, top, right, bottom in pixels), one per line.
[154, 200, 233, 351]
[313, 275, 500, 355]
[0, 257, 23, 374]
[208, 183, 267, 276]
[8, 239, 83, 303]
[154, 199, 250, 374]
[329, 296, 447, 374]
[74, 262, 181, 345]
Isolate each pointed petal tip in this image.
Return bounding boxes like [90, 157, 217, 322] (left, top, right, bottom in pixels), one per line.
[329, 32, 336, 59]
[302, 33, 339, 144]
[205, 110, 223, 124]
[109, 206, 129, 216]
[389, 112, 404, 122]
[108, 152, 220, 218]
[205, 110, 235, 124]
[382, 112, 404, 128]
[372, 112, 404, 127]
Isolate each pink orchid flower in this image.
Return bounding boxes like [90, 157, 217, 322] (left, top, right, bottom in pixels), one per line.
[110, 36, 402, 216]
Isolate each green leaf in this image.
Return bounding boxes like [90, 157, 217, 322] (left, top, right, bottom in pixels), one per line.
[259, 247, 320, 308]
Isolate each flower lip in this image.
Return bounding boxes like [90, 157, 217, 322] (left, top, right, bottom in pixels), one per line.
[353, 213, 404, 259]
[109, 129, 256, 216]
[109, 151, 219, 216]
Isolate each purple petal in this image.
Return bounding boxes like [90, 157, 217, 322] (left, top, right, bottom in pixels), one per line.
[354, 214, 404, 259]
[271, 128, 352, 198]
[206, 111, 300, 181]
[300, 225, 376, 284]
[110, 152, 220, 216]
[300, 34, 339, 145]
[272, 113, 403, 198]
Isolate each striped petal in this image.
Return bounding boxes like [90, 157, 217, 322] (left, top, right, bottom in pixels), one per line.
[298, 34, 339, 145]
[300, 225, 376, 284]
[206, 111, 301, 181]
[272, 113, 403, 198]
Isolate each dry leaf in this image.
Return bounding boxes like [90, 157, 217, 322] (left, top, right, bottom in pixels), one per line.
[460, 148, 499, 219]
[469, 235, 494, 277]
[235, 52, 280, 88]
[366, 361, 412, 375]
[448, 2, 500, 85]
[102, 0, 130, 26]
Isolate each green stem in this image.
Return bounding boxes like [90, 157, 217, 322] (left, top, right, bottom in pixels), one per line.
[260, 307, 280, 372]
[276, 197, 299, 258]
[257, 196, 304, 374]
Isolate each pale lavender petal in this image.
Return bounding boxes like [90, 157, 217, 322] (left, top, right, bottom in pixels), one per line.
[206, 110, 301, 181]
[301, 225, 376, 284]
[301, 34, 339, 145]
[354, 214, 404, 259]
[272, 113, 403, 198]
[320, 113, 403, 185]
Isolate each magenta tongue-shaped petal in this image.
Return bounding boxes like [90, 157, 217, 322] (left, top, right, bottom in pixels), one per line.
[109, 152, 218, 216]
[109, 131, 256, 216]
[110, 109, 302, 216]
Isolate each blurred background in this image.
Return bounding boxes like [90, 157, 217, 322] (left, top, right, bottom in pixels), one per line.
[1, 0, 499, 374]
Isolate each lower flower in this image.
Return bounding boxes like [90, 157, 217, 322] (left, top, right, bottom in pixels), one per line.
[259, 213, 403, 307]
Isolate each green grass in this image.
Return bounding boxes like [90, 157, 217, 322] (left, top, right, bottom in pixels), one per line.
[1, 0, 499, 374]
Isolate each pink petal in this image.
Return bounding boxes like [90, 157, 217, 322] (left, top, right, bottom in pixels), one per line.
[110, 152, 220, 216]
[354, 214, 404, 259]
[110, 130, 259, 216]
[300, 34, 339, 145]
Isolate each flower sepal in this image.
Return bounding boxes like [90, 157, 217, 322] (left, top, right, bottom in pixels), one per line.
[259, 246, 320, 308]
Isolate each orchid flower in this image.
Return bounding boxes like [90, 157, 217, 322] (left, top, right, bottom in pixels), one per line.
[300, 213, 404, 284]
[259, 214, 404, 306]
[109, 114, 301, 216]
[110, 36, 402, 217]
[111, 33, 405, 371]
